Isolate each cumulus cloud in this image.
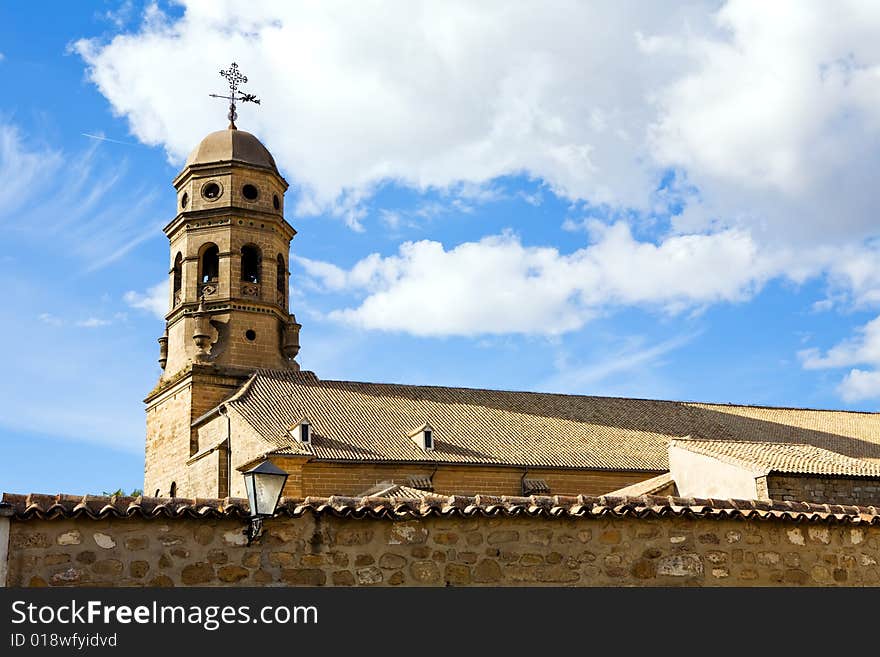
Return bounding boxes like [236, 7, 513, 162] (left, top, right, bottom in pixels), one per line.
[300, 224, 791, 336]
[73, 1, 707, 223]
[801, 316, 880, 370]
[124, 281, 167, 319]
[74, 1, 880, 244]
[73, 1, 880, 400]
[837, 369, 880, 403]
[650, 1, 880, 244]
[799, 315, 880, 401]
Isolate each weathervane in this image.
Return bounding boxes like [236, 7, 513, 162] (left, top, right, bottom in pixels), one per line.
[209, 62, 260, 128]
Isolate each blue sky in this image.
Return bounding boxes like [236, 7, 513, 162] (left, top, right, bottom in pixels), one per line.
[3, 1, 880, 495]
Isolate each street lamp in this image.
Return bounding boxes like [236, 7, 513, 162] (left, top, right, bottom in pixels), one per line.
[242, 460, 289, 545]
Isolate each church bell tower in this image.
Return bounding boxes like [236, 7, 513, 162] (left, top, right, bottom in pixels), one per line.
[144, 63, 300, 498]
[158, 124, 301, 376]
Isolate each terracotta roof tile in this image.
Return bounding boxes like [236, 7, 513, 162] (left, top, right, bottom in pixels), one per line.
[224, 370, 880, 471]
[4, 491, 878, 525]
[671, 439, 880, 477]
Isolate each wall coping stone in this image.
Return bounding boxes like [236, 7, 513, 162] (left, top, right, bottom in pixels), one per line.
[3, 492, 879, 525]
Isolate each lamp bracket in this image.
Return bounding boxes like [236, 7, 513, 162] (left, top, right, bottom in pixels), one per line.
[245, 516, 264, 546]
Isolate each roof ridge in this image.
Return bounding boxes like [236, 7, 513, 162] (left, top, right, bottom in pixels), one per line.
[675, 438, 837, 449]
[226, 372, 259, 404]
[304, 377, 880, 416]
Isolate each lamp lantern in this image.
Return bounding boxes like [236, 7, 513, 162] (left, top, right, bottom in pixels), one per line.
[242, 460, 288, 545]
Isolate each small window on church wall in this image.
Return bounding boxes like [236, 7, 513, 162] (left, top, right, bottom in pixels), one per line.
[202, 182, 221, 200]
[276, 254, 286, 293]
[241, 245, 261, 283]
[172, 253, 183, 303]
[200, 245, 219, 283]
[242, 184, 259, 201]
[273, 194, 280, 210]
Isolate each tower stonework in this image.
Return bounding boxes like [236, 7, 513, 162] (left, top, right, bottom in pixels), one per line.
[144, 125, 301, 498]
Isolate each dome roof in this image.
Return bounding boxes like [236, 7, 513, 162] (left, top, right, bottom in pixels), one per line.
[184, 127, 278, 171]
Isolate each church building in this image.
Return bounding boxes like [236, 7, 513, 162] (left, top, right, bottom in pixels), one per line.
[144, 121, 880, 506]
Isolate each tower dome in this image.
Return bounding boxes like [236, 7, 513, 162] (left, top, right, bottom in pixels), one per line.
[184, 126, 278, 172]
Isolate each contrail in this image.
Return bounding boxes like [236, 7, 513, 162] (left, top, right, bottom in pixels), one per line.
[82, 133, 139, 146]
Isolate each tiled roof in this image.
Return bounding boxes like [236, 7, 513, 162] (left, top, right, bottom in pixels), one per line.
[671, 439, 880, 477]
[356, 482, 433, 499]
[221, 370, 880, 471]
[4, 492, 879, 525]
[605, 472, 676, 497]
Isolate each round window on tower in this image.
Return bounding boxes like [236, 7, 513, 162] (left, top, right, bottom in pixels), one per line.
[242, 184, 259, 201]
[273, 194, 280, 210]
[181, 192, 189, 208]
[201, 181, 222, 201]
[245, 329, 257, 341]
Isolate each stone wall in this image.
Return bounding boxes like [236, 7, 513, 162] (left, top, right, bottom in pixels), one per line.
[6, 510, 880, 587]
[145, 366, 248, 499]
[767, 475, 880, 506]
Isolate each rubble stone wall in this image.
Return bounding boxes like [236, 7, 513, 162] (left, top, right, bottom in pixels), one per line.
[6, 512, 879, 587]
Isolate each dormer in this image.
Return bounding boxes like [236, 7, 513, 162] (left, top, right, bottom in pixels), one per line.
[288, 417, 312, 445]
[407, 423, 435, 451]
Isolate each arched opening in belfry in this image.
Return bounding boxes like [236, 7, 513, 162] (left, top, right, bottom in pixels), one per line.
[276, 254, 286, 296]
[200, 244, 219, 283]
[241, 244, 261, 284]
[172, 252, 183, 305]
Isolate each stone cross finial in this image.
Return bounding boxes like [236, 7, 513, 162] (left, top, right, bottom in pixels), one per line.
[209, 62, 261, 128]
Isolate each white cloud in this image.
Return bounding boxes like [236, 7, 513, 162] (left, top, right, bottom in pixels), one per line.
[800, 316, 880, 370]
[71, 1, 880, 402]
[39, 313, 117, 329]
[650, 0, 880, 243]
[73, 1, 880, 245]
[38, 313, 63, 327]
[837, 369, 880, 402]
[798, 314, 880, 402]
[76, 317, 111, 328]
[73, 2, 707, 223]
[0, 124, 63, 216]
[124, 281, 167, 319]
[100, 0, 135, 29]
[0, 120, 163, 271]
[301, 224, 788, 336]
[544, 332, 697, 393]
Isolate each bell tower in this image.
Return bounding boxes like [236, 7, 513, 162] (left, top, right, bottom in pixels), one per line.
[158, 124, 301, 376]
[144, 63, 301, 499]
